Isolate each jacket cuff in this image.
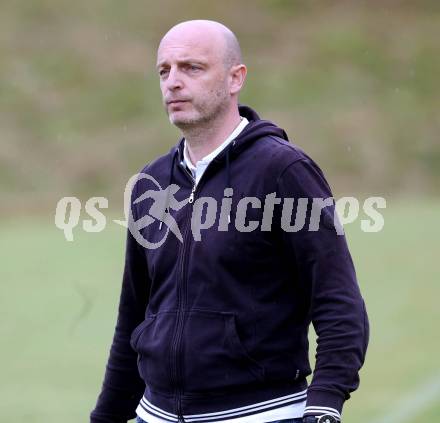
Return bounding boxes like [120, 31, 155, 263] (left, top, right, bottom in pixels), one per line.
[303, 389, 344, 421]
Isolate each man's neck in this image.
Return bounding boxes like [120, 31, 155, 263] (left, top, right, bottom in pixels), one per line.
[182, 107, 242, 165]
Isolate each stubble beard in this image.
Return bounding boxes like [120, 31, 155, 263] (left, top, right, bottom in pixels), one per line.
[168, 86, 230, 132]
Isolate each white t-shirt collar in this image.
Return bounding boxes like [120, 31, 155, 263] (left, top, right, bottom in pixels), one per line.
[182, 117, 249, 184]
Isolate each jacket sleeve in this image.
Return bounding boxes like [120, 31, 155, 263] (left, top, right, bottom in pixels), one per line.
[90, 182, 150, 423]
[276, 157, 369, 421]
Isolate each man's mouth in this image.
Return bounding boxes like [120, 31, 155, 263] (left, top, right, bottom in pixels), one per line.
[167, 100, 189, 105]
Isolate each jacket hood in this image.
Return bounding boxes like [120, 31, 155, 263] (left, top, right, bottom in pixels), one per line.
[173, 103, 290, 161]
[166, 104, 290, 191]
[235, 103, 290, 150]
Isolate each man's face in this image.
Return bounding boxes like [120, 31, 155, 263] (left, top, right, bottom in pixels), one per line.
[156, 34, 231, 128]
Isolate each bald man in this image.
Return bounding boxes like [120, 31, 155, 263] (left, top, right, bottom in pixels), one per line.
[91, 20, 368, 423]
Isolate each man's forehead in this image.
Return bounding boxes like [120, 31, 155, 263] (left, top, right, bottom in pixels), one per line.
[157, 39, 221, 66]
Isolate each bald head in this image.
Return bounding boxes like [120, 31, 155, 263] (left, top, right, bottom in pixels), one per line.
[158, 20, 242, 69]
[156, 20, 247, 132]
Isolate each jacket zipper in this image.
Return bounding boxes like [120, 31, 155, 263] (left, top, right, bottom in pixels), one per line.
[188, 184, 196, 203]
[172, 207, 192, 422]
[170, 162, 193, 422]
[170, 156, 226, 422]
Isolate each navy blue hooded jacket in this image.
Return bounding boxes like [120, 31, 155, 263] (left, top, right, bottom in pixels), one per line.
[91, 105, 369, 422]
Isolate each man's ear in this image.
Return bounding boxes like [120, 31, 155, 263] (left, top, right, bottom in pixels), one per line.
[229, 64, 247, 95]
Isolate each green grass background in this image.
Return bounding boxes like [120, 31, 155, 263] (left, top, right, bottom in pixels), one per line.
[1, 0, 439, 212]
[1, 0, 439, 421]
[1, 200, 439, 422]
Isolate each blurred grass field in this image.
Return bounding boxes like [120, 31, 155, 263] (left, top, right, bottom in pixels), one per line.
[0, 199, 439, 422]
[1, 1, 439, 421]
[1, 1, 439, 215]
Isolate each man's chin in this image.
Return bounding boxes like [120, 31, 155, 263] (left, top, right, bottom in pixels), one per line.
[169, 112, 200, 128]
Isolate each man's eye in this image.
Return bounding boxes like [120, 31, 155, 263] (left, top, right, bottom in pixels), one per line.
[159, 69, 169, 77]
[188, 65, 200, 72]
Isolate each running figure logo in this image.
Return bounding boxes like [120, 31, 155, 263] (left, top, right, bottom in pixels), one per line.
[124, 173, 188, 249]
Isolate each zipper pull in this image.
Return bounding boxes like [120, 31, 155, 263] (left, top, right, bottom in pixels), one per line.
[188, 185, 196, 204]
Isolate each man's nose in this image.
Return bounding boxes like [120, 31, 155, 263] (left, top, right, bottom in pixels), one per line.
[165, 67, 183, 91]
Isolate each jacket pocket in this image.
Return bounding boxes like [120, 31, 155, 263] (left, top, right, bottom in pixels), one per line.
[181, 310, 265, 394]
[130, 315, 157, 351]
[131, 311, 177, 392]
